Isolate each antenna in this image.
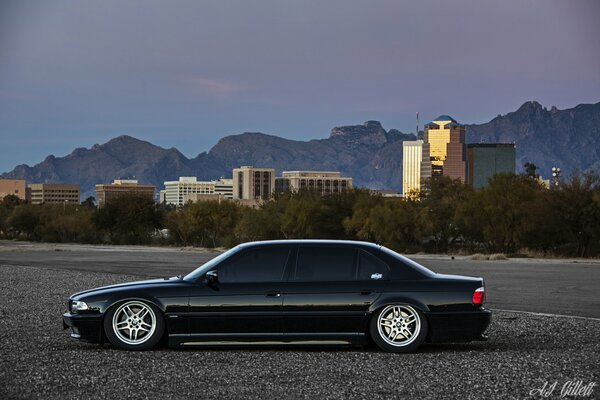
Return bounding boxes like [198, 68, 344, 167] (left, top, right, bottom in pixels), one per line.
[416, 112, 419, 139]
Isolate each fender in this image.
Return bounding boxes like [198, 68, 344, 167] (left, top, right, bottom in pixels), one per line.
[369, 294, 430, 314]
[101, 295, 167, 315]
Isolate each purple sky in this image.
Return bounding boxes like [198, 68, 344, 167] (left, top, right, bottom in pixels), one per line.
[1, 0, 599, 172]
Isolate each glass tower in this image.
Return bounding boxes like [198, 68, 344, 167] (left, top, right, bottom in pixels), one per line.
[423, 115, 467, 182]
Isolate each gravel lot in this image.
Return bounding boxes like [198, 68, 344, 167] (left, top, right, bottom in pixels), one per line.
[1, 264, 598, 399]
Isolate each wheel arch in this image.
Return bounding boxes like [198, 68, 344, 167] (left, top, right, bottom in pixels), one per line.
[369, 296, 430, 314]
[100, 296, 168, 343]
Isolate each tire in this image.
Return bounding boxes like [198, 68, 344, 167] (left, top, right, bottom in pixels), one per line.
[370, 304, 428, 353]
[103, 300, 164, 351]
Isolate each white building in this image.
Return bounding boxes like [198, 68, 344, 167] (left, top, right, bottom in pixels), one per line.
[275, 171, 352, 195]
[402, 140, 431, 198]
[232, 166, 275, 200]
[163, 177, 233, 206]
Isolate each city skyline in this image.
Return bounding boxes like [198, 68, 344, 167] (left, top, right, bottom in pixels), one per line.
[1, 1, 599, 172]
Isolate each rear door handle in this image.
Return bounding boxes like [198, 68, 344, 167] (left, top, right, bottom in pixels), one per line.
[361, 289, 375, 295]
[265, 290, 281, 297]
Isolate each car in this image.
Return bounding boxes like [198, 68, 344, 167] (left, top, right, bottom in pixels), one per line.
[63, 240, 491, 352]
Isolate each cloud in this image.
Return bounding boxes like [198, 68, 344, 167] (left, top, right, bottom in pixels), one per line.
[187, 77, 247, 95]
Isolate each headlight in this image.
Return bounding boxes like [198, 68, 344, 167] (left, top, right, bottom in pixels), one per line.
[71, 300, 89, 312]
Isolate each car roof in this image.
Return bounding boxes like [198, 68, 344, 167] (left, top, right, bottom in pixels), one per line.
[237, 239, 384, 249]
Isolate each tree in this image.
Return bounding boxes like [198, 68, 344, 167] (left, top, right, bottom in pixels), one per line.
[456, 173, 542, 253]
[0, 195, 25, 238]
[524, 162, 538, 178]
[7, 204, 42, 240]
[419, 177, 471, 252]
[93, 194, 163, 244]
[81, 196, 96, 209]
[552, 171, 600, 257]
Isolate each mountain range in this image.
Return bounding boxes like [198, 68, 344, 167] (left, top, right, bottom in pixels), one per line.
[2, 101, 599, 199]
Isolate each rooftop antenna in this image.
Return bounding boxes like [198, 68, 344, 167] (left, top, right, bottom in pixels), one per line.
[416, 112, 420, 140]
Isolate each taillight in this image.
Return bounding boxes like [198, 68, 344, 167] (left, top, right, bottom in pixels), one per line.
[472, 287, 485, 306]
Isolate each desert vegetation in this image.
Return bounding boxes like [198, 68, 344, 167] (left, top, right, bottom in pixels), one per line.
[1, 172, 599, 257]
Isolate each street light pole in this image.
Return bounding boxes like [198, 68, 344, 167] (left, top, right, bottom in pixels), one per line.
[551, 166, 561, 189]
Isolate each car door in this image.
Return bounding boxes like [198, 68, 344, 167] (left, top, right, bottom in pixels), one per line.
[187, 245, 292, 340]
[281, 245, 388, 340]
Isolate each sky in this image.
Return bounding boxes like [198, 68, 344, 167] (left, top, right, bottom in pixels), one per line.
[1, 0, 599, 173]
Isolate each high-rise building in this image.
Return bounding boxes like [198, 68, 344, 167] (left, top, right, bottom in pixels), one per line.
[275, 171, 352, 195]
[467, 144, 516, 188]
[402, 140, 431, 197]
[232, 166, 275, 200]
[0, 179, 26, 201]
[27, 183, 80, 204]
[163, 177, 233, 206]
[95, 179, 155, 208]
[424, 115, 467, 182]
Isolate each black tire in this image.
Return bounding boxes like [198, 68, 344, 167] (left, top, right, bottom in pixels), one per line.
[103, 300, 164, 351]
[369, 304, 428, 353]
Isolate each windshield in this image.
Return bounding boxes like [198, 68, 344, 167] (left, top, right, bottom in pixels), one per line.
[183, 246, 241, 281]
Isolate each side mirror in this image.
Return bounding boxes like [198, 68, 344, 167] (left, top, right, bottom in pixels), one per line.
[205, 270, 218, 286]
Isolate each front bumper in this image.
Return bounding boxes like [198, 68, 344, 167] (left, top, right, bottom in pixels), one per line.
[425, 309, 492, 343]
[63, 312, 103, 343]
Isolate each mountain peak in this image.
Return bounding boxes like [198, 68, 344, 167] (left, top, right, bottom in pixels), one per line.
[330, 120, 385, 136]
[517, 101, 544, 113]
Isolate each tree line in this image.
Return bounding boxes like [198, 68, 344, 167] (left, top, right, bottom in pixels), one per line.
[1, 171, 599, 257]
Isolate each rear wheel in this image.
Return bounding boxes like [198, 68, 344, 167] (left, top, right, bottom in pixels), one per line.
[370, 304, 427, 353]
[104, 300, 164, 350]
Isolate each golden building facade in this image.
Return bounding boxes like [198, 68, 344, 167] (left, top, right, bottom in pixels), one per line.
[424, 115, 467, 182]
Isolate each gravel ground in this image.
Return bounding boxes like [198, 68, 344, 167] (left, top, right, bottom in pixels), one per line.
[1, 265, 598, 400]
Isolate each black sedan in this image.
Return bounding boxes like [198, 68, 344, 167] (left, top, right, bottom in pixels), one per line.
[63, 240, 491, 352]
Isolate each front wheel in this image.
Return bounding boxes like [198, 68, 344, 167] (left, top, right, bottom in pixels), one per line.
[370, 304, 428, 353]
[104, 300, 164, 350]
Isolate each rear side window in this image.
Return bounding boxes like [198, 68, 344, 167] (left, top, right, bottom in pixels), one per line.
[218, 247, 290, 283]
[358, 250, 389, 281]
[294, 246, 356, 281]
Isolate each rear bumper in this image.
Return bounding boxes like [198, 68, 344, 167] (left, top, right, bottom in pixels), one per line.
[425, 309, 492, 343]
[63, 312, 103, 343]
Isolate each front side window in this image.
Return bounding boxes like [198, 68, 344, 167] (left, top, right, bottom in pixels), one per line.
[294, 246, 356, 281]
[218, 247, 290, 283]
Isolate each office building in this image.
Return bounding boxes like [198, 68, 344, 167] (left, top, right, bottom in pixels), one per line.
[467, 144, 516, 188]
[95, 179, 155, 208]
[27, 183, 80, 204]
[402, 140, 431, 197]
[275, 171, 352, 195]
[0, 179, 26, 201]
[163, 177, 233, 206]
[232, 166, 275, 200]
[424, 115, 467, 182]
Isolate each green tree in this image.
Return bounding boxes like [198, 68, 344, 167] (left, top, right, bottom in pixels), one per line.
[420, 176, 471, 252]
[552, 171, 600, 257]
[93, 194, 163, 244]
[8, 204, 42, 240]
[0, 195, 25, 238]
[456, 173, 542, 253]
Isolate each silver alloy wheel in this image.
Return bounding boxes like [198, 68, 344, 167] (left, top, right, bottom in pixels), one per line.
[112, 301, 157, 345]
[377, 304, 421, 347]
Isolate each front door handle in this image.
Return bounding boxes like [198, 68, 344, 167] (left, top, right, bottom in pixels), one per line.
[265, 290, 281, 297]
[361, 289, 375, 295]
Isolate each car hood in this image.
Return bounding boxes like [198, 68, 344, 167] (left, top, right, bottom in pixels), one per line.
[72, 276, 182, 298]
